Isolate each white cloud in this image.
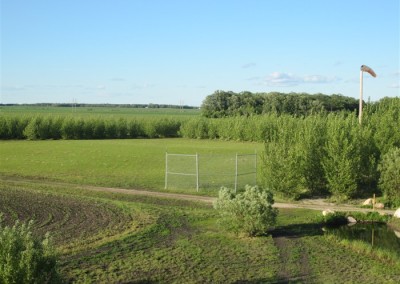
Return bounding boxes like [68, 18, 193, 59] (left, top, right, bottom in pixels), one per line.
[263, 72, 300, 86]
[262, 72, 339, 87]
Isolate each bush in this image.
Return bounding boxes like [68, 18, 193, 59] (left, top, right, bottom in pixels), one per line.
[0, 216, 60, 283]
[317, 212, 348, 227]
[378, 147, 400, 207]
[213, 185, 278, 236]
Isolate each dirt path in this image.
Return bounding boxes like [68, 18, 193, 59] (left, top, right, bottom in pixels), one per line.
[1, 176, 396, 215]
[84, 185, 397, 215]
[273, 236, 312, 283]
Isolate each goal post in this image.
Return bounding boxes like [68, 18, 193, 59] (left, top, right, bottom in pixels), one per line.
[165, 152, 257, 192]
[165, 153, 199, 191]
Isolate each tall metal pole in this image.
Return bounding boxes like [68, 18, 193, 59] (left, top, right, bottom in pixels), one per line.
[359, 70, 363, 125]
[359, 65, 377, 125]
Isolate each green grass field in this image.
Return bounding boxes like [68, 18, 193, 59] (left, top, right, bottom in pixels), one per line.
[0, 105, 200, 118]
[0, 139, 263, 193]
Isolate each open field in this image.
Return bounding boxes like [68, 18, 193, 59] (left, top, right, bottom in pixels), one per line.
[0, 139, 263, 192]
[0, 105, 200, 118]
[1, 178, 399, 283]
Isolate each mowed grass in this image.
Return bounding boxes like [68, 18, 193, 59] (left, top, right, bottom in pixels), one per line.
[0, 139, 263, 192]
[1, 179, 399, 283]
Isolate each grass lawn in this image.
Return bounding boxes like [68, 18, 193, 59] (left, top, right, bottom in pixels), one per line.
[0, 139, 263, 192]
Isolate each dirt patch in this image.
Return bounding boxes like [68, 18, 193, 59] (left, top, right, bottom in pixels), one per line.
[0, 186, 132, 245]
[273, 236, 313, 283]
[273, 237, 290, 282]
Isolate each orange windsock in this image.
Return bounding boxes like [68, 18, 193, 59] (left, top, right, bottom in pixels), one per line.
[361, 65, 377, 77]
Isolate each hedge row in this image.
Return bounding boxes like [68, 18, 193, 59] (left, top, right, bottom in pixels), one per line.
[0, 116, 182, 140]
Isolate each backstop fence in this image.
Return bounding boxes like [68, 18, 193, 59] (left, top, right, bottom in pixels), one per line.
[165, 152, 257, 192]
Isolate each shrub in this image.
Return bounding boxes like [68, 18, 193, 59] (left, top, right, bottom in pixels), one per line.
[213, 185, 278, 236]
[378, 147, 400, 207]
[127, 119, 145, 138]
[348, 211, 390, 223]
[0, 215, 60, 283]
[179, 118, 209, 139]
[317, 212, 348, 227]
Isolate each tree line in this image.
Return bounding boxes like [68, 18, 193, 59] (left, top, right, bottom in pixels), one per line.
[201, 90, 360, 117]
[0, 116, 182, 140]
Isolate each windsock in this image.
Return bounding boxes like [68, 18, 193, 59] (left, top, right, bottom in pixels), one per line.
[360, 65, 377, 77]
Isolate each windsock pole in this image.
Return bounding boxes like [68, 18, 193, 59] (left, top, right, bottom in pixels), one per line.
[359, 70, 363, 124]
[359, 65, 376, 125]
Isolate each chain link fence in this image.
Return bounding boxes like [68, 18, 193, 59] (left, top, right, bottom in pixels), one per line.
[165, 153, 257, 192]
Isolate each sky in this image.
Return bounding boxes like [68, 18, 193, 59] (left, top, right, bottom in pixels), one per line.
[1, 0, 399, 106]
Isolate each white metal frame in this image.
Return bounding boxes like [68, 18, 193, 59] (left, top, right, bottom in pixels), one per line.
[165, 152, 257, 192]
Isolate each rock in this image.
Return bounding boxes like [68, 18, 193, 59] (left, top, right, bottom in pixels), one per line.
[394, 231, 400, 239]
[322, 209, 335, 216]
[347, 216, 357, 223]
[363, 198, 373, 206]
[375, 203, 385, 209]
[394, 208, 400, 218]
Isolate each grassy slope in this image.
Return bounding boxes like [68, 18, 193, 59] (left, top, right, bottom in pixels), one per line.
[1, 179, 399, 283]
[0, 139, 263, 191]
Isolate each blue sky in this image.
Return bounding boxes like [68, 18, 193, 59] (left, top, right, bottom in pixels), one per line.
[1, 0, 399, 106]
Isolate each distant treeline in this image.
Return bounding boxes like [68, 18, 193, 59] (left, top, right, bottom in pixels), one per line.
[0, 103, 197, 109]
[201, 91, 360, 117]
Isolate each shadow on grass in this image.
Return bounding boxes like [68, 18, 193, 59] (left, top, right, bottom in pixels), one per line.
[270, 223, 323, 239]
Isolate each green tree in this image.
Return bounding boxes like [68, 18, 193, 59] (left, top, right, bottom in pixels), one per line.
[322, 115, 360, 200]
[378, 147, 400, 207]
[201, 90, 234, 117]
